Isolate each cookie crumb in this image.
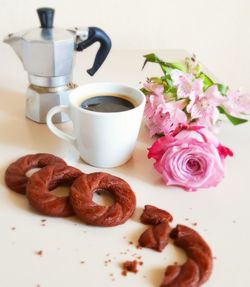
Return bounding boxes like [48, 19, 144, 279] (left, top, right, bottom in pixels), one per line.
[122, 270, 127, 276]
[80, 261, 85, 264]
[35, 250, 43, 256]
[41, 219, 46, 222]
[122, 260, 138, 276]
[11, 227, 16, 231]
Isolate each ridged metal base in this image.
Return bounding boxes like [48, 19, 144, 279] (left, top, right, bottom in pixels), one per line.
[25, 83, 77, 123]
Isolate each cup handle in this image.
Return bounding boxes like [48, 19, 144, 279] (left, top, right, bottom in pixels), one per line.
[46, 106, 77, 147]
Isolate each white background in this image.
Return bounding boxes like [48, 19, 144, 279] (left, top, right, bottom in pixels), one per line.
[0, 0, 250, 90]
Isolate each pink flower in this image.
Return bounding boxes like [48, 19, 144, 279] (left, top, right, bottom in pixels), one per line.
[144, 82, 164, 97]
[144, 101, 187, 137]
[187, 85, 224, 129]
[148, 125, 233, 191]
[223, 89, 250, 117]
[170, 69, 203, 99]
[144, 81, 188, 136]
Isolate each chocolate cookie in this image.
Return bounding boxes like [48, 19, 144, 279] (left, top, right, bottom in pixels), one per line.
[70, 172, 136, 227]
[5, 153, 66, 194]
[26, 165, 82, 217]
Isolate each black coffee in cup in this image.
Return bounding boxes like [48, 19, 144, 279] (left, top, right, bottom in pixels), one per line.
[80, 94, 135, 113]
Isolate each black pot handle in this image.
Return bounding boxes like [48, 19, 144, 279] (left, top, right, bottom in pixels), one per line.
[77, 27, 112, 76]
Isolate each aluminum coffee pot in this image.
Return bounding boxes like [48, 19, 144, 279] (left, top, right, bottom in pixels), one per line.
[4, 7, 112, 123]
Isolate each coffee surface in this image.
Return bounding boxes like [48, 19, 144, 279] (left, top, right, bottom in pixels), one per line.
[80, 95, 135, 113]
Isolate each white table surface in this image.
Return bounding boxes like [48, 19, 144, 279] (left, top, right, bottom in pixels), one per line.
[0, 47, 250, 287]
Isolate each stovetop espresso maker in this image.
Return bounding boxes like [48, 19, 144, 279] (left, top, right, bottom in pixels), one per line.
[4, 7, 112, 123]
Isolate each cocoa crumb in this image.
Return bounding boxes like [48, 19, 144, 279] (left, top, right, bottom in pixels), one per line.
[80, 261, 85, 264]
[213, 256, 217, 260]
[136, 245, 142, 250]
[122, 260, 138, 275]
[11, 227, 16, 231]
[192, 222, 198, 226]
[128, 241, 133, 245]
[139, 261, 143, 266]
[41, 224, 46, 227]
[41, 219, 46, 222]
[104, 259, 112, 266]
[185, 218, 189, 221]
[35, 250, 43, 256]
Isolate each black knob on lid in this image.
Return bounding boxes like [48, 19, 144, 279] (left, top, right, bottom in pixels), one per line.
[37, 7, 55, 28]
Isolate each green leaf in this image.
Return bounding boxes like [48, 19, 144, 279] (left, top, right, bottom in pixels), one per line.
[142, 53, 187, 74]
[218, 106, 248, 125]
[140, 87, 149, 95]
[217, 84, 228, 96]
[142, 53, 166, 71]
[169, 62, 187, 72]
[198, 72, 214, 90]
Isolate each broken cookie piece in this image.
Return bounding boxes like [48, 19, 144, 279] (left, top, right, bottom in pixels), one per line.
[138, 222, 171, 252]
[161, 259, 200, 287]
[170, 224, 213, 285]
[140, 205, 173, 225]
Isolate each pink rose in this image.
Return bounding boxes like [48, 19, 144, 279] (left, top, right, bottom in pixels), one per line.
[148, 125, 233, 191]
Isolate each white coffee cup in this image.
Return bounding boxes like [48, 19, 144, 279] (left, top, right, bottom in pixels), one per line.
[46, 82, 145, 168]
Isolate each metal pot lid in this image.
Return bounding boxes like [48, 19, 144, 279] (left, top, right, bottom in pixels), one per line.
[22, 7, 74, 42]
[22, 27, 74, 42]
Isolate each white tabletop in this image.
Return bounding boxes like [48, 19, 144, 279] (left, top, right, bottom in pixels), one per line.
[0, 48, 250, 287]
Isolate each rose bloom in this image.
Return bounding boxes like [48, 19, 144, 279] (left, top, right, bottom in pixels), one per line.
[148, 125, 233, 191]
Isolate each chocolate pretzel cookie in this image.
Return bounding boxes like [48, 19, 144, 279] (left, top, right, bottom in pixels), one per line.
[26, 164, 82, 217]
[70, 172, 136, 227]
[5, 153, 66, 194]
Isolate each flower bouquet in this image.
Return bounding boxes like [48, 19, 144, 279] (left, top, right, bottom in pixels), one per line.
[141, 53, 250, 191]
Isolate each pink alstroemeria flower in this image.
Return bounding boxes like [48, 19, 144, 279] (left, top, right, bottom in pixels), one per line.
[223, 89, 250, 117]
[170, 69, 203, 99]
[148, 125, 233, 191]
[144, 82, 165, 121]
[144, 81, 187, 137]
[144, 82, 165, 97]
[144, 102, 187, 137]
[187, 85, 224, 128]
